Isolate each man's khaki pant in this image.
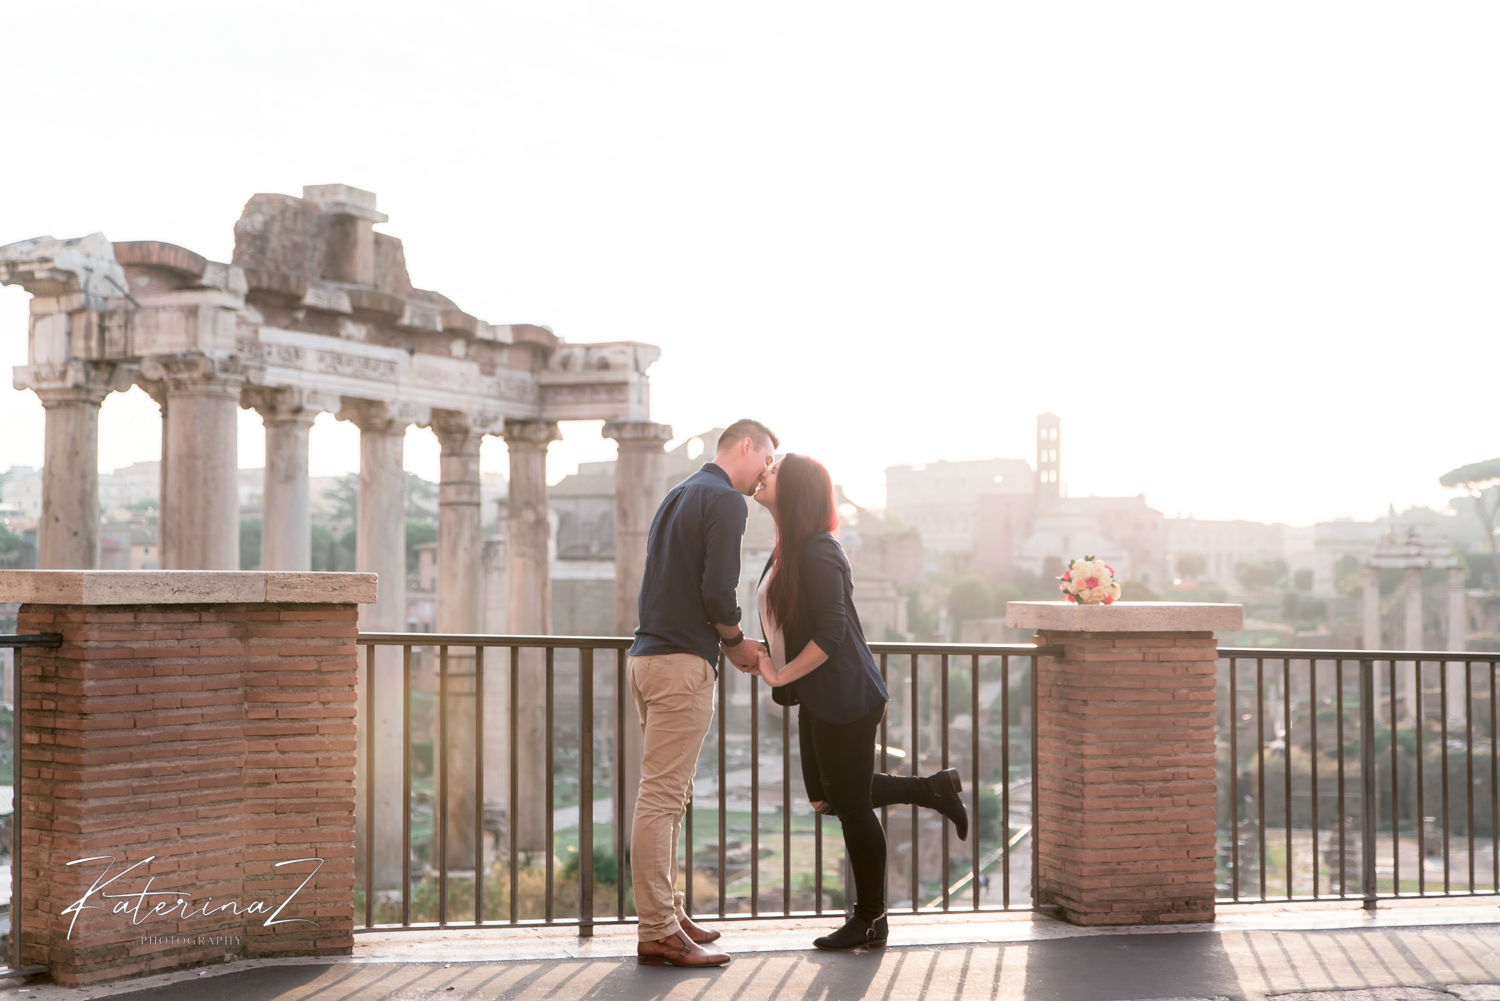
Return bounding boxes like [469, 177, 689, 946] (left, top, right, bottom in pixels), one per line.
[628, 652, 716, 942]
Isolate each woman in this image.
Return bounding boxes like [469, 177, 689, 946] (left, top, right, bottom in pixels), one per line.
[750, 454, 969, 950]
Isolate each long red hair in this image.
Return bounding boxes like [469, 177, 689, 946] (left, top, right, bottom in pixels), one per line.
[766, 454, 839, 633]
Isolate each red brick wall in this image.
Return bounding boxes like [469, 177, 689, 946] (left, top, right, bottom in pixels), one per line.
[13, 602, 358, 986]
[1033, 629, 1218, 926]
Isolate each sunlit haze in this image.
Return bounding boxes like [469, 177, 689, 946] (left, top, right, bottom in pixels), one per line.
[2, 2, 1495, 523]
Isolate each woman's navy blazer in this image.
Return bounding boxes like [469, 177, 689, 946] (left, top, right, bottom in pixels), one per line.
[760, 532, 889, 724]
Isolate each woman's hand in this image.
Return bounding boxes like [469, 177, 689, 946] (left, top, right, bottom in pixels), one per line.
[755, 647, 782, 686]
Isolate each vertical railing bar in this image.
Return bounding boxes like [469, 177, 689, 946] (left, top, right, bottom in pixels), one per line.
[1417, 658, 1426, 896]
[1466, 660, 1475, 894]
[1360, 658, 1377, 911]
[685, 725, 694, 921]
[509, 646, 519, 924]
[1336, 659, 1346, 899]
[1441, 658, 1451, 894]
[402, 644, 412, 926]
[1030, 653, 1040, 910]
[880, 653, 890, 910]
[474, 646, 484, 926]
[616, 648, 627, 922]
[782, 702, 790, 916]
[815, 809, 823, 916]
[718, 652, 727, 920]
[579, 647, 594, 937]
[941, 653, 950, 912]
[1311, 658, 1320, 899]
[11, 644, 21, 970]
[545, 646, 555, 923]
[911, 654, 920, 914]
[1001, 655, 1011, 909]
[438, 645, 449, 926]
[1230, 658, 1239, 902]
[1256, 658, 1266, 900]
[1284, 657, 1293, 899]
[750, 673, 759, 917]
[1390, 658, 1399, 898]
[971, 654, 980, 911]
[364, 643, 375, 929]
[1491, 662, 1498, 893]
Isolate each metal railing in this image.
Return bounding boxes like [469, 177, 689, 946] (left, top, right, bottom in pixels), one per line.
[0, 632, 60, 978]
[1218, 647, 1500, 908]
[353, 634, 1049, 934]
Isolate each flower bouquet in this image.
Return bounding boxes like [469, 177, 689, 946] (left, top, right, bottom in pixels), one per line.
[1058, 556, 1121, 605]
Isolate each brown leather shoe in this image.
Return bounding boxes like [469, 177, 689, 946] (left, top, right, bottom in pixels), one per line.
[637, 929, 731, 967]
[680, 917, 721, 944]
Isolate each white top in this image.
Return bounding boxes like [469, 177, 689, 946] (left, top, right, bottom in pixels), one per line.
[756, 568, 788, 672]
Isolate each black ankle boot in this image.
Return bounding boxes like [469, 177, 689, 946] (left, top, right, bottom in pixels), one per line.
[925, 768, 969, 841]
[813, 912, 888, 950]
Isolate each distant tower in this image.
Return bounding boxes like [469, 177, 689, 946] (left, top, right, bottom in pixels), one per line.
[1036, 412, 1060, 505]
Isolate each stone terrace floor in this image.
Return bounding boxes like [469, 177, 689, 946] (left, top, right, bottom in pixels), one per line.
[10, 900, 1500, 1001]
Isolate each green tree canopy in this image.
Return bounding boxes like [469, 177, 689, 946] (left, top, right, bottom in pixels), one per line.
[947, 575, 991, 626]
[1441, 459, 1500, 488]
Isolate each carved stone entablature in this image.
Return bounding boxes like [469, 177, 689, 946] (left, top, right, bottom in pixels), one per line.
[0, 233, 125, 308]
[6, 186, 660, 434]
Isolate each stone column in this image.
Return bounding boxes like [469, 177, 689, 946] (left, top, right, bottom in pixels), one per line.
[432, 411, 487, 876]
[502, 419, 561, 853]
[1006, 601, 1243, 925]
[1448, 567, 1467, 652]
[603, 420, 671, 850]
[138, 380, 172, 570]
[142, 355, 245, 571]
[246, 388, 323, 571]
[340, 400, 414, 889]
[33, 382, 111, 569]
[1404, 566, 1424, 651]
[1362, 565, 1382, 652]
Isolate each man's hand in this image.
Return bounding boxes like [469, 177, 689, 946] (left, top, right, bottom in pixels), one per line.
[723, 637, 764, 670]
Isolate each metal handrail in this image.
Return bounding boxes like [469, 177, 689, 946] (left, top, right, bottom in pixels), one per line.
[0, 633, 59, 979]
[1217, 647, 1500, 909]
[352, 634, 1047, 933]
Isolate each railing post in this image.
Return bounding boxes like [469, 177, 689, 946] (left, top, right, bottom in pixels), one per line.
[579, 647, 594, 937]
[1360, 658, 1378, 911]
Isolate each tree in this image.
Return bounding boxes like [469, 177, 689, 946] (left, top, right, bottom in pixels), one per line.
[240, 519, 262, 570]
[405, 473, 438, 522]
[947, 576, 991, 626]
[1441, 458, 1500, 589]
[1235, 559, 1288, 591]
[1176, 553, 1207, 579]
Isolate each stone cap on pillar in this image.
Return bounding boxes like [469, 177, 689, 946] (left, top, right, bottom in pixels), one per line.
[0, 570, 378, 605]
[1005, 601, 1243, 633]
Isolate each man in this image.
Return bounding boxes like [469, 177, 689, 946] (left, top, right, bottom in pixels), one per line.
[628, 419, 778, 967]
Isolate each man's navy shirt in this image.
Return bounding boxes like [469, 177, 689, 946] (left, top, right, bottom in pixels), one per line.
[629, 462, 747, 666]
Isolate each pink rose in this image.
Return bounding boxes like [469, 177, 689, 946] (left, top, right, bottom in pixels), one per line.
[1085, 577, 1099, 589]
[1065, 593, 1076, 603]
[1102, 595, 1115, 605]
[1105, 565, 1115, 574]
[1062, 569, 1071, 580]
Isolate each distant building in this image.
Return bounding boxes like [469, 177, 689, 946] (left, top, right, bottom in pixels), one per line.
[886, 458, 1033, 571]
[1167, 518, 1287, 586]
[1, 467, 42, 520]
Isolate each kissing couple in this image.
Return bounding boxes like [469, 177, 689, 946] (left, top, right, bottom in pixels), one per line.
[626, 419, 969, 966]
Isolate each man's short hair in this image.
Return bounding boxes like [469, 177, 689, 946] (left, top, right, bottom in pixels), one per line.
[717, 419, 779, 453]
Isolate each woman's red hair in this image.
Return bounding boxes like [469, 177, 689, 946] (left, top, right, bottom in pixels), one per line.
[766, 454, 839, 634]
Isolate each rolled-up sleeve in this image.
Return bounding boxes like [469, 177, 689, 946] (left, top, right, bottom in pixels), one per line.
[802, 542, 847, 659]
[700, 491, 747, 626]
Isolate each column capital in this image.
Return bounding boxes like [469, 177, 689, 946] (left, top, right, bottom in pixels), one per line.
[22, 360, 133, 407]
[337, 398, 428, 434]
[242, 385, 334, 427]
[603, 420, 672, 448]
[502, 418, 562, 449]
[430, 409, 487, 447]
[139, 352, 249, 398]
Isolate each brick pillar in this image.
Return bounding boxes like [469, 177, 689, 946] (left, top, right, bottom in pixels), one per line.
[0, 570, 375, 987]
[1007, 601, 1243, 926]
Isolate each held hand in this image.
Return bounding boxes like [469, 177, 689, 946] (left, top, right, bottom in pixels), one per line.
[723, 637, 764, 671]
[754, 648, 778, 685]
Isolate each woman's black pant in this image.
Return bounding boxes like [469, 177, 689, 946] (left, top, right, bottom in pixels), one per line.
[797, 702, 929, 921]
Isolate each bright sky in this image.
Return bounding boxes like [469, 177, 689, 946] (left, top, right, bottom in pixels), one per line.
[1, 3, 1495, 524]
